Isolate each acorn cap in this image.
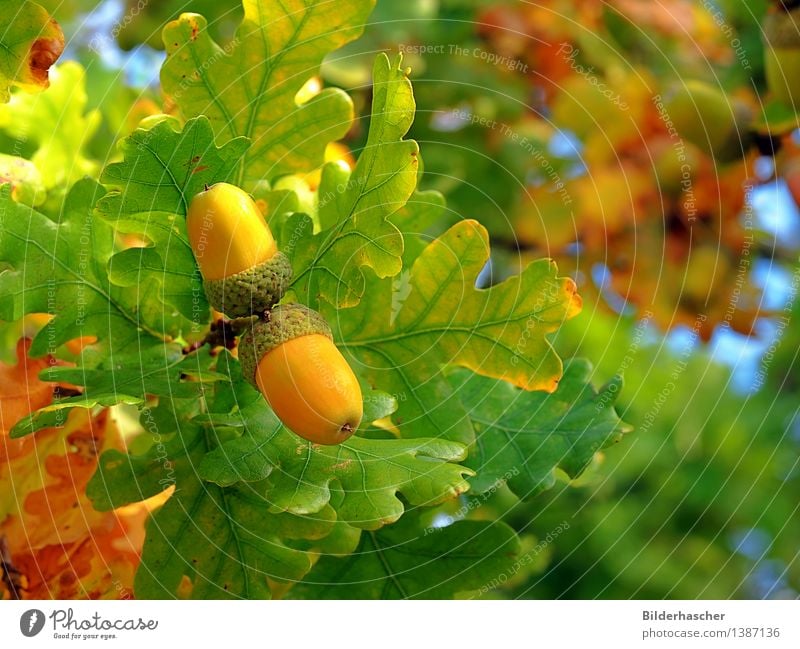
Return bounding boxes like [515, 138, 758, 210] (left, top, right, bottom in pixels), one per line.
[764, 8, 800, 49]
[239, 303, 332, 389]
[203, 251, 292, 318]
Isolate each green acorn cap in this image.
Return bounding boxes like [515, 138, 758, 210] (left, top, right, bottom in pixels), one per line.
[238, 303, 332, 389]
[203, 251, 292, 318]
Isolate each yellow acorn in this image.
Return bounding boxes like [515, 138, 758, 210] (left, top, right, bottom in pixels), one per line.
[764, 7, 800, 107]
[186, 183, 292, 317]
[663, 80, 752, 162]
[239, 304, 363, 445]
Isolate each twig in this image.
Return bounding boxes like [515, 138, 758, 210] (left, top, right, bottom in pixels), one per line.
[183, 316, 258, 355]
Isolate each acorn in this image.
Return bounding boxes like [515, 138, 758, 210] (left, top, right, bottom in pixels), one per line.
[239, 303, 363, 445]
[186, 183, 292, 317]
[663, 80, 752, 162]
[763, 7, 800, 107]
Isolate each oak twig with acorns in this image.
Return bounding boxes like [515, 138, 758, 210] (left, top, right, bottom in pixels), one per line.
[186, 183, 363, 445]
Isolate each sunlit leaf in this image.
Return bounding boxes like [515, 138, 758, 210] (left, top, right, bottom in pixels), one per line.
[160, 0, 373, 185]
[0, 62, 97, 186]
[0, 0, 64, 102]
[286, 52, 418, 308]
[337, 219, 582, 443]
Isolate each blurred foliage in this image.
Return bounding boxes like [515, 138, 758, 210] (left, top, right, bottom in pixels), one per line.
[37, 0, 243, 50]
[525, 304, 800, 598]
[318, 0, 800, 599]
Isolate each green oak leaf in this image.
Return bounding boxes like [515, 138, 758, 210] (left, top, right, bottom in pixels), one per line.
[198, 430, 278, 487]
[197, 352, 472, 529]
[363, 390, 399, 422]
[0, 0, 64, 102]
[455, 359, 631, 498]
[336, 218, 583, 444]
[160, 0, 373, 185]
[0, 62, 97, 186]
[297, 518, 363, 557]
[290, 513, 522, 599]
[97, 116, 249, 323]
[389, 189, 449, 244]
[88, 405, 317, 599]
[192, 349, 280, 486]
[10, 343, 221, 438]
[231, 431, 472, 530]
[286, 52, 418, 309]
[197, 400, 282, 487]
[136, 480, 313, 599]
[198, 387, 398, 487]
[0, 179, 155, 357]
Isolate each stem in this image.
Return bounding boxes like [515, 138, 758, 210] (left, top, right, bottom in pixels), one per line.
[182, 315, 257, 355]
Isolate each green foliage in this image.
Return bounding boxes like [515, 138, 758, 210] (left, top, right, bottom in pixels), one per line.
[514, 308, 800, 598]
[0, 0, 636, 600]
[0, 62, 98, 187]
[85, 350, 468, 597]
[160, 0, 374, 185]
[0, 180, 144, 356]
[97, 116, 249, 323]
[89, 405, 314, 599]
[136, 477, 313, 599]
[457, 359, 630, 498]
[198, 353, 472, 530]
[10, 343, 221, 437]
[336, 219, 582, 444]
[287, 53, 416, 309]
[291, 513, 522, 599]
[317, 0, 542, 240]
